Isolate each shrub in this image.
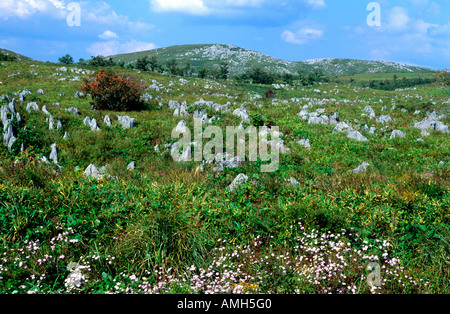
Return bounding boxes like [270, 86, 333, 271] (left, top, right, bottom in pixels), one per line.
[58, 54, 74, 65]
[81, 69, 147, 111]
[0, 52, 16, 62]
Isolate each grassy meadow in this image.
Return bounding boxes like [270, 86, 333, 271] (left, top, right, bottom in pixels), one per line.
[0, 59, 448, 294]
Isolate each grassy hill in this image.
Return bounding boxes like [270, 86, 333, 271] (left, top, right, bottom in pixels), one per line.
[0, 48, 35, 62]
[0, 52, 448, 294]
[109, 44, 434, 76]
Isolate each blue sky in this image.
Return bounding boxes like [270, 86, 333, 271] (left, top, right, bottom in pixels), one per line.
[0, 0, 449, 69]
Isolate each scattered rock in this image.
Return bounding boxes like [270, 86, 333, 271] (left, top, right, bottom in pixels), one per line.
[66, 107, 79, 115]
[175, 120, 188, 134]
[90, 118, 100, 131]
[287, 177, 300, 186]
[233, 107, 250, 122]
[83, 116, 91, 127]
[84, 164, 105, 179]
[42, 106, 51, 116]
[127, 161, 136, 171]
[49, 144, 58, 164]
[376, 115, 393, 124]
[351, 162, 370, 174]
[362, 106, 376, 119]
[298, 138, 311, 150]
[26, 102, 39, 113]
[348, 130, 368, 142]
[227, 173, 248, 192]
[333, 122, 353, 133]
[117, 115, 136, 129]
[104, 115, 111, 127]
[390, 130, 405, 139]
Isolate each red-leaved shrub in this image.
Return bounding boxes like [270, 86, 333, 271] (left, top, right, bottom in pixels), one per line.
[81, 69, 147, 111]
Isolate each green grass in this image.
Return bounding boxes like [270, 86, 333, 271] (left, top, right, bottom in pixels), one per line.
[0, 59, 448, 294]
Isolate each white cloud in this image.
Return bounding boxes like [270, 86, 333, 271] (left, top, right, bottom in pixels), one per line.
[150, 0, 210, 15]
[99, 30, 119, 40]
[303, 0, 326, 9]
[86, 40, 157, 56]
[387, 7, 410, 31]
[281, 27, 323, 45]
[149, 0, 325, 16]
[0, 0, 67, 19]
[224, 0, 265, 7]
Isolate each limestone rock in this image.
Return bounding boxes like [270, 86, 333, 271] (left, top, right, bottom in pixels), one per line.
[227, 173, 248, 192]
[348, 130, 368, 142]
[351, 162, 370, 174]
[117, 116, 136, 129]
[49, 144, 58, 164]
[66, 107, 79, 115]
[104, 115, 111, 127]
[390, 130, 405, 139]
[26, 102, 39, 113]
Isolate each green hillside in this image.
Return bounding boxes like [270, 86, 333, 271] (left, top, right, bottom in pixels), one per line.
[109, 44, 434, 76]
[0, 48, 35, 62]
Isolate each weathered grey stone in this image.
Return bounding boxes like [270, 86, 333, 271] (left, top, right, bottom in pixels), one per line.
[414, 118, 448, 133]
[19, 89, 32, 102]
[26, 102, 39, 113]
[351, 162, 370, 174]
[168, 100, 181, 109]
[390, 130, 406, 139]
[376, 115, 393, 124]
[3, 124, 14, 145]
[127, 161, 136, 171]
[333, 122, 353, 133]
[287, 177, 300, 186]
[227, 173, 248, 192]
[298, 138, 311, 150]
[90, 118, 99, 131]
[362, 106, 376, 119]
[66, 107, 79, 115]
[83, 116, 91, 127]
[298, 109, 309, 120]
[233, 107, 250, 122]
[117, 116, 136, 129]
[49, 144, 58, 164]
[48, 116, 55, 130]
[104, 115, 111, 127]
[175, 120, 188, 134]
[348, 130, 368, 142]
[42, 105, 50, 116]
[329, 112, 339, 125]
[63, 132, 71, 141]
[84, 164, 105, 179]
[37, 89, 44, 95]
[74, 91, 84, 98]
[8, 99, 15, 114]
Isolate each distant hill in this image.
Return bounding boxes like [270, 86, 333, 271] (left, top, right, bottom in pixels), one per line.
[109, 44, 434, 76]
[0, 48, 34, 62]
